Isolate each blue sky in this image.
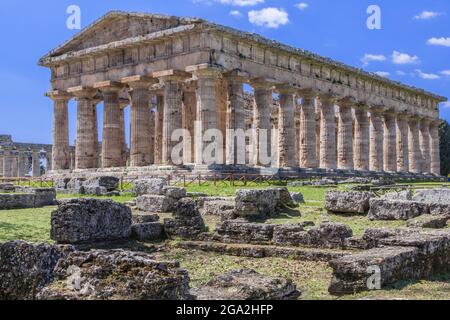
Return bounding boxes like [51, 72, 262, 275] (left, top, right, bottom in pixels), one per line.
[0, 0, 449, 145]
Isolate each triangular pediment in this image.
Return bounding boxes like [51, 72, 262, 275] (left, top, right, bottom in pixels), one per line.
[41, 11, 203, 60]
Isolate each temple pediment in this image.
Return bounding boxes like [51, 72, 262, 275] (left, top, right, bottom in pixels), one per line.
[40, 11, 203, 61]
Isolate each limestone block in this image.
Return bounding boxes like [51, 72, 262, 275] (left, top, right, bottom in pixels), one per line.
[131, 222, 165, 241]
[0, 194, 36, 210]
[0, 241, 74, 300]
[50, 199, 132, 244]
[368, 199, 429, 221]
[132, 213, 160, 224]
[429, 203, 450, 216]
[33, 188, 57, 207]
[136, 195, 176, 213]
[407, 215, 449, 229]
[133, 178, 168, 196]
[214, 220, 275, 244]
[192, 269, 300, 300]
[381, 190, 413, 201]
[412, 189, 450, 204]
[162, 186, 187, 200]
[325, 191, 374, 214]
[164, 199, 206, 239]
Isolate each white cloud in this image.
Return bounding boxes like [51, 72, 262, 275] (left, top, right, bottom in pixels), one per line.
[441, 70, 450, 76]
[374, 71, 390, 78]
[415, 69, 440, 80]
[248, 7, 289, 28]
[427, 37, 450, 47]
[396, 70, 406, 76]
[230, 10, 243, 17]
[361, 54, 386, 66]
[392, 51, 419, 65]
[217, 0, 264, 6]
[441, 101, 450, 109]
[295, 3, 308, 10]
[414, 11, 445, 20]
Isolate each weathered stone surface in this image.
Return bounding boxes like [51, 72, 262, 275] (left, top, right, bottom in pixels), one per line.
[0, 183, 15, 193]
[274, 222, 353, 249]
[325, 191, 373, 214]
[429, 203, 450, 216]
[192, 269, 301, 300]
[0, 193, 36, 209]
[133, 178, 167, 196]
[132, 213, 160, 224]
[131, 222, 165, 241]
[164, 198, 206, 239]
[37, 250, 193, 300]
[407, 215, 449, 229]
[84, 176, 119, 191]
[51, 199, 132, 244]
[33, 188, 57, 207]
[381, 190, 413, 201]
[136, 195, 176, 213]
[199, 198, 236, 220]
[329, 246, 420, 295]
[214, 220, 275, 244]
[290, 192, 305, 204]
[234, 188, 293, 218]
[66, 178, 86, 194]
[412, 189, 450, 204]
[54, 178, 70, 190]
[162, 186, 187, 200]
[0, 241, 74, 300]
[368, 199, 429, 220]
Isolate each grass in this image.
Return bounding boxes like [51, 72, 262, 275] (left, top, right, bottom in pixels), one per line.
[56, 193, 135, 204]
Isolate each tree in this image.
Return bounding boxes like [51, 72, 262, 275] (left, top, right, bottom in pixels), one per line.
[439, 120, 450, 176]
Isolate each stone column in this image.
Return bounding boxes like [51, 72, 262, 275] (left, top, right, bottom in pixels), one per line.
[182, 81, 197, 164]
[225, 72, 247, 165]
[67, 86, 99, 170]
[408, 116, 421, 173]
[2, 150, 12, 177]
[337, 100, 354, 170]
[353, 107, 370, 171]
[396, 114, 409, 173]
[0, 152, 4, 177]
[94, 81, 124, 168]
[383, 111, 397, 172]
[430, 120, 441, 175]
[187, 66, 220, 165]
[216, 77, 228, 164]
[46, 90, 71, 171]
[18, 152, 28, 177]
[154, 70, 190, 165]
[32, 152, 41, 177]
[298, 89, 317, 168]
[369, 108, 384, 172]
[419, 118, 431, 174]
[318, 94, 337, 170]
[251, 78, 275, 167]
[154, 95, 164, 165]
[119, 99, 129, 167]
[276, 85, 297, 168]
[122, 76, 157, 167]
[11, 151, 19, 178]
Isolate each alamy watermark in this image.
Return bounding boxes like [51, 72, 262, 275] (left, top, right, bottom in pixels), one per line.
[67, 5, 81, 30]
[367, 5, 381, 30]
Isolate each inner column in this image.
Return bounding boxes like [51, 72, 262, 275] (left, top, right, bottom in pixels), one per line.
[298, 89, 317, 168]
[276, 85, 297, 168]
[396, 114, 409, 173]
[419, 118, 431, 174]
[318, 94, 337, 170]
[430, 120, 441, 175]
[337, 100, 354, 170]
[369, 108, 384, 172]
[408, 116, 421, 173]
[383, 110, 397, 172]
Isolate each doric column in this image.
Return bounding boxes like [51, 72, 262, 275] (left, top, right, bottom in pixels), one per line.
[0, 151, 4, 177]
[121, 76, 157, 167]
[396, 114, 409, 172]
[154, 70, 190, 165]
[251, 78, 275, 167]
[337, 99, 354, 170]
[182, 81, 197, 164]
[419, 118, 431, 174]
[67, 86, 99, 170]
[186, 65, 221, 165]
[154, 95, 164, 165]
[408, 116, 421, 173]
[430, 120, 441, 175]
[383, 110, 397, 172]
[18, 152, 28, 177]
[225, 71, 247, 165]
[276, 85, 297, 168]
[118, 99, 129, 167]
[369, 108, 384, 172]
[11, 151, 19, 177]
[94, 81, 124, 168]
[318, 94, 337, 170]
[298, 89, 317, 168]
[2, 150, 13, 177]
[353, 107, 370, 171]
[46, 90, 71, 171]
[32, 151, 41, 177]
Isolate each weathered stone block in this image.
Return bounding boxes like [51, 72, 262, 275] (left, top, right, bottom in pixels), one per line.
[0, 193, 36, 210]
[131, 222, 165, 241]
[135, 195, 176, 213]
[429, 203, 450, 216]
[368, 199, 429, 221]
[381, 190, 413, 201]
[214, 220, 275, 244]
[37, 250, 192, 300]
[0, 241, 74, 300]
[407, 215, 449, 229]
[133, 178, 167, 196]
[234, 188, 292, 218]
[164, 199, 206, 240]
[162, 186, 187, 200]
[412, 189, 450, 204]
[325, 191, 373, 214]
[290, 192, 305, 204]
[50, 199, 132, 244]
[33, 188, 57, 207]
[132, 213, 160, 224]
[192, 269, 300, 300]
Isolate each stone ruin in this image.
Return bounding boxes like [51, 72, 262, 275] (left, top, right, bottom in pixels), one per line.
[55, 176, 120, 196]
[0, 187, 56, 210]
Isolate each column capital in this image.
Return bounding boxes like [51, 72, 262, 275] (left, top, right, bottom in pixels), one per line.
[183, 79, 198, 93]
[93, 81, 124, 93]
[368, 105, 387, 115]
[275, 83, 300, 94]
[153, 69, 191, 82]
[430, 118, 443, 127]
[298, 88, 317, 98]
[67, 86, 98, 99]
[250, 77, 277, 90]
[45, 90, 72, 101]
[318, 93, 338, 105]
[186, 64, 223, 79]
[337, 96, 357, 107]
[223, 69, 250, 83]
[121, 75, 158, 89]
[383, 108, 397, 118]
[119, 98, 130, 109]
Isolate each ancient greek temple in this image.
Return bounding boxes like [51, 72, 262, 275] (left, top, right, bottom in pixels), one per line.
[39, 11, 446, 176]
[0, 135, 53, 177]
